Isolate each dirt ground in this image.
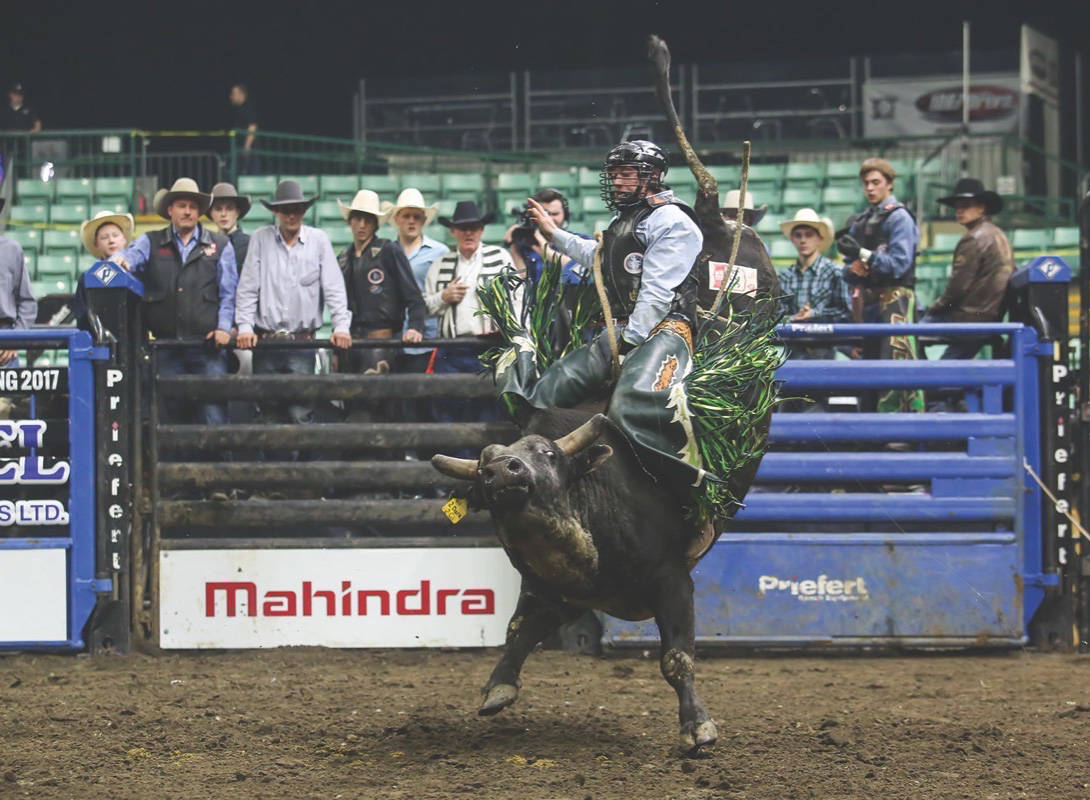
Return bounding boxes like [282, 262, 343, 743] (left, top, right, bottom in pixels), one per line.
[1, 647, 1089, 800]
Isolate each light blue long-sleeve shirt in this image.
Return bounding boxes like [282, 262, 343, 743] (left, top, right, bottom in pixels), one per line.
[397, 235, 449, 353]
[549, 192, 703, 344]
[0, 236, 37, 328]
[116, 224, 238, 331]
[846, 194, 918, 282]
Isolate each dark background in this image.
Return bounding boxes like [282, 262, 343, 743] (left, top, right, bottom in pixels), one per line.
[0, 0, 1087, 139]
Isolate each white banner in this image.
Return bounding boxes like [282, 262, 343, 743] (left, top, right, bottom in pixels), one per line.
[0, 549, 67, 642]
[1021, 25, 1060, 105]
[160, 548, 522, 649]
[863, 74, 1021, 137]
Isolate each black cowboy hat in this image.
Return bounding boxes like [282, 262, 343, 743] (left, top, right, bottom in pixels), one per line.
[261, 179, 317, 212]
[438, 200, 495, 229]
[938, 178, 1003, 215]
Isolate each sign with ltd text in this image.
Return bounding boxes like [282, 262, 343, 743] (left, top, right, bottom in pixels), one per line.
[159, 548, 522, 648]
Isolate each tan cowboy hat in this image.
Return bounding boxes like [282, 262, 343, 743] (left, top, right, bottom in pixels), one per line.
[337, 189, 388, 223]
[779, 207, 834, 250]
[154, 177, 212, 219]
[80, 210, 135, 258]
[721, 189, 768, 225]
[381, 187, 439, 226]
[208, 182, 252, 218]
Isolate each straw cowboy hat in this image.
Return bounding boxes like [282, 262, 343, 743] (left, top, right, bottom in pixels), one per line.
[721, 189, 768, 225]
[208, 182, 252, 218]
[438, 200, 495, 228]
[381, 187, 439, 225]
[80, 210, 135, 258]
[154, 177, 212, 219]
[938, 177, 1003, 216]
[779, 207, 835, 250]
[261, 179, 318, 212]
[337, 189, 388, 223]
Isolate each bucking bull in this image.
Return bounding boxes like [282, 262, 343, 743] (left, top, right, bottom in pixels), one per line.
[431, 35, 780, 755]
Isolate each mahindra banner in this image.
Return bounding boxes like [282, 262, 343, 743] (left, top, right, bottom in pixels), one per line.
[159, 548, 522, 649]
[862, 74, 1021, 137]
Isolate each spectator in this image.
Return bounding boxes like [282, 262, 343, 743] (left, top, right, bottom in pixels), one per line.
[720, 189, 767, 227]
[335, 189, 426, 375]
[383, 187, 448, 373]
[836, 157, 923, 413]
[234, 180, 351, 426]
[2, 83, 41, 132]
[504, 188, 589, 286]
[110, 179, 237, 427]
[0, 198, 37, 367]
[69, 210, 134, 327]
[229, 83, 258, 174]
[208, 182, 252, 270]
[778, 209, 852, 328]
[425, 200, 518, 427]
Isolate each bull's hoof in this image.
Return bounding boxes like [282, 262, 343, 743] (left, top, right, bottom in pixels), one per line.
[679, 719, 718, 755]
[479, 683, 519, 716]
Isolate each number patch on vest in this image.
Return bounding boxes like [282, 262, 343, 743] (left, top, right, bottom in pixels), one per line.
[623, 253, 644, 274]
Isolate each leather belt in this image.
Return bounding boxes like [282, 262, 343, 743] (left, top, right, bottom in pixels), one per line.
[255, 327, 316, 341]
[352, 327, 395, 339]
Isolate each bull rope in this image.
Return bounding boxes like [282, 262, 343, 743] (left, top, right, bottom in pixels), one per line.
[591, 231, 622, 380]
[709, 140, 752, 320]
[1023, 457, 1090, 542]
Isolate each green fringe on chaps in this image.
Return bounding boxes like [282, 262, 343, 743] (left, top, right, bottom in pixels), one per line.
[477, 260, 782, 523]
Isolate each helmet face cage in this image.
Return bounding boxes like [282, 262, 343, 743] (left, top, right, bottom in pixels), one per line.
[599, 141, 668, 211]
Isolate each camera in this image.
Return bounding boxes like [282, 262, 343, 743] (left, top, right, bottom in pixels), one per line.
[509, 204, 538, 248]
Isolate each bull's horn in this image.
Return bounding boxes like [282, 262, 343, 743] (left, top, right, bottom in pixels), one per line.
[431, 454, 479, 480]
[555, 413, 608, 456]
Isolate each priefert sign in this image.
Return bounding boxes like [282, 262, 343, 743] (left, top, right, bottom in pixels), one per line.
[160, 548, 521, 649]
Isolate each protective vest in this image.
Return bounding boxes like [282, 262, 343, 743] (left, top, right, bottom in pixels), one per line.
[846, 201, 916, 288]
[141, 226, 228, 338]
[601, 197, 701, 322]
[337, 237, 424, 333]
[228, 227, 250, 275]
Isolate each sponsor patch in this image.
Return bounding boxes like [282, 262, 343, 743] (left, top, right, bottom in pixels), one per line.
[367, 268, 385, 285]
[758, 574, 869, 602]
[93, 264, 117, 285]
[708, 262, 758, 295]
[623, 252, 644, 274]
[203, 242, 217, 257]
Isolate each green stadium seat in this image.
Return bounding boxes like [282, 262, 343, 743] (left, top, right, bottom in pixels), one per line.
[593, 217, 613, 234]
[770, 238, 798, 265]
[32, 277, 72, 297]
[538, 170, 577, 193]
[436, 198, 457, 218]
[325, 226, 352, 248]
[755, 215, 780, 237]
[50, 203, 89, 224]
[238, 175, 278, 196]
[361, 174, 401, 195]
[785, 162, 825, 189]
[915, 264, 949, 282]
[578, 167, 600, 190]
[319, 175, 361, 195]
[247, 205, 275, 226]
[482, 223, 508, 245]
[821, 186, 858, 206]
[707, 166, 739, 186]
[443, 173, 485, 202]
[822, 205, 856, 229]
[1052, 227, 1079, 249]
[22, 250, 36, 275]
[92, 201, 129, 216]
[825, 161, 859, 181]
[580, 196, 610, 218]
[398, 174, 441, 194]
[315, 201, 344, 223]
[93, 177, 133, 204]
[6, 228, 43, 253]
[16, 178, 53, 202]
[10, 204, 49, 224]
[929, 233, 962, 255]
[497, 173, 533, 192]
[278, 175, 318, 196]
[55, 178, 93, 201]
[781, 187, 821, 210]
[37, 254, 79, 279]
[377, 225, 397, 241]
[44, 229, 82, 252]
[1012, 229, 1051, 255]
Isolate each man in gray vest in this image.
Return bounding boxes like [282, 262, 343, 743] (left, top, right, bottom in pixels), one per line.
[111, 178, 238, 427]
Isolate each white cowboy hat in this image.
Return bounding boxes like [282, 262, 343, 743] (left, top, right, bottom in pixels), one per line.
[338, 189, 388, 223]
[80, 210, 135, 258]
[720, 189, 768, 225]
[154, 177, 212, 219]
[380, 187, 439, 226]
[779, 207, 834, 251]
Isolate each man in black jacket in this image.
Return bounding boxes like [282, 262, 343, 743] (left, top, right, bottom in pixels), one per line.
[335, 189, 427, 376]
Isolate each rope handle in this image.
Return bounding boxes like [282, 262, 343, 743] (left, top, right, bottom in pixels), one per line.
[591, 231, 622, 381]
[709, 140, 751, 319]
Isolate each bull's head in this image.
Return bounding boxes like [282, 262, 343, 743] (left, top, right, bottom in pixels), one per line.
[431, 414, 614, 511]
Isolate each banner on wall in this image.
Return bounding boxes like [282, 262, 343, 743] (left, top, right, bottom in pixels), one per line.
[160, 547, 522, 649]
[1020, 26, 1060, 105]
[862, 74, 1021, 137]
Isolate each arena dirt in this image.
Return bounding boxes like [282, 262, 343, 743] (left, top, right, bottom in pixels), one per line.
[1, 647, 1088, 799]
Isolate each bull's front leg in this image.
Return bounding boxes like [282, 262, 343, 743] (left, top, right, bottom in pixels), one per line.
[650, 567, 717, 754]
[480, 584, 581, 716]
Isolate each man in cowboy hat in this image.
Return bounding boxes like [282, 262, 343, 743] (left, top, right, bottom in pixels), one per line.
[65, 210, 135, 329]
[927, 177, 1014, 360]
[110, 178, 239, 427]
[720, 189, 768, 227]
[235, 179, 351, 426]
[835, 156, 923, 413]
[384, 187, 449, 373]
[0, 198, 37, 368]
[208, 182, 252, 271]
[425, 200, 517, 430]
[336, 189, 426, 377]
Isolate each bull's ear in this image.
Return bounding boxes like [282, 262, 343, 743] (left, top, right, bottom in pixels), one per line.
[574, 444, 613, 478]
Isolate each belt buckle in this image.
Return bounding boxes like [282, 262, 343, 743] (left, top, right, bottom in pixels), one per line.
[270, 329, 293, 341]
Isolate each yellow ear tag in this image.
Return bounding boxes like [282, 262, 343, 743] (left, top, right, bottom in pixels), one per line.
[442, 496, 469, 524]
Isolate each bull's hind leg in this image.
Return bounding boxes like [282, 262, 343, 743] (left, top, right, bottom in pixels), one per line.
[480, 585, 581, 716]
[650, 568, 717, 754]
